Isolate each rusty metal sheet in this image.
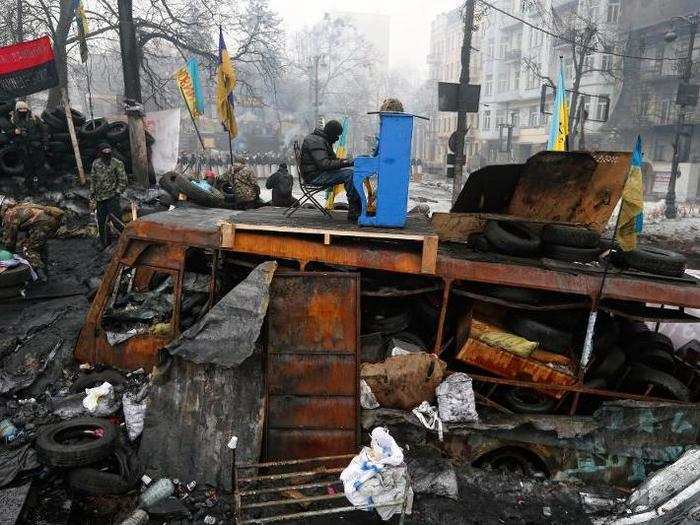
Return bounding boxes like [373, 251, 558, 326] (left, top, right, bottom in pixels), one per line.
[506, 151, 631, 232]
[266, 430, 357, 462]
[456, 337, 575, 399]
[266, 273, 360, 462]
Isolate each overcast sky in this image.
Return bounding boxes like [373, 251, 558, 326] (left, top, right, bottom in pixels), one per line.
[268, 0, 461, 75]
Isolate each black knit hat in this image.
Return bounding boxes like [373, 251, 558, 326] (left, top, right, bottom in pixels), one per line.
[98, 142, 112, 151]
[324, 120, 343, 140]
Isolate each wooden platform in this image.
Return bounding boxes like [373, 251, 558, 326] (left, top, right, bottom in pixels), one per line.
[220, 207, 439, 274]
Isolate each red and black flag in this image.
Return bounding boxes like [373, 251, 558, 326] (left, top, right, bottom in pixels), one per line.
[0, 36, 59, 98]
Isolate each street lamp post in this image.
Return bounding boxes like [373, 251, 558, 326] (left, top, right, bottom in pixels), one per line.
[664, 14, 699, 219]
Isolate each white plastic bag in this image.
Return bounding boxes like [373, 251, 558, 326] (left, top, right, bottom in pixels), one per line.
[412, 401, 443, 441]
[82, 382, 114, 413]
[435, 372, 478, 423]
[360, 380, 379, 409]
[122, 393, 147, 441]
[340, 427, 413, 521]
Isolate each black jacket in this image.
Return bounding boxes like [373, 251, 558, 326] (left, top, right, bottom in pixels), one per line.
[299, 128, 351, 181]
[266, 166, 294, 206]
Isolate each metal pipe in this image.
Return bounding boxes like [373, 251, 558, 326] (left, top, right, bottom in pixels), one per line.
[238, 467, 344, 484]
[241, 493, 345, 510]
[239, 480, 342, 497]
[237, 454, 354, 469]
[239, 501, 405, 524]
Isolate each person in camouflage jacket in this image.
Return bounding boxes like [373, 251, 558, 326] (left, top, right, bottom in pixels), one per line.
[218, 162, 261, 209]
[90, 142, 127, 247]
[1, 197, 63, 281]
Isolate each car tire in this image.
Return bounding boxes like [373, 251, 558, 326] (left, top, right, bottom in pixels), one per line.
[543, 243, 602, 263]
[0, 285, 24, 300]
[487, 285, 545, 304]
[624, 247, 687, 277]
[0, 265, 31, 287]
[158, 171, 181, 197]
[105, 121, 128, 142]
[633, 348, 676, 374]
[79, 118, 109, 140]
[473, 234, 493, 252]
[485, 220, 541, 256]
[541, 224, 600, 248]
[0, 145, 24, 175]
[507, 316, 573, 354]
[36, 418, 117, 468]
[590, 346, 626, 380]
[69, 370, 126, 393]
[503, 388, 556, 414]
[67, 449, 139, 496]
[622, 365, 690, 401]
[174, 174, 226, 207]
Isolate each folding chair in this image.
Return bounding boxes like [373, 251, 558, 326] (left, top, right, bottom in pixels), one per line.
[285, 140, 332, 218]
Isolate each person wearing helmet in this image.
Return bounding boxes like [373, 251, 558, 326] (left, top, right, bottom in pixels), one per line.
[89, 142, 127, 248]
[9, 101, 48, 193]
[0, 196, 63, 282]
[299, 120, 360, 222]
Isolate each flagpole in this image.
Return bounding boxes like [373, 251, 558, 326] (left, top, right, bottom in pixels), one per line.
[227, 127, 234, 167]
[179, 85, 206, 152]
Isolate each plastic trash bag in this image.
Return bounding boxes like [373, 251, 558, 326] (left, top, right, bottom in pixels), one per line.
[360, 379, 379, 409]
[436, 372, 478, 423]
[340, 427, 413, 521]
[123, 393, 147, 441]
[82, 381, 115, 414]
[412, 401, 443, 441]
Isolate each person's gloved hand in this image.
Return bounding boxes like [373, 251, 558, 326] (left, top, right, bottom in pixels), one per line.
[344, 155, 354, 166]
[89, 199, 96, 212]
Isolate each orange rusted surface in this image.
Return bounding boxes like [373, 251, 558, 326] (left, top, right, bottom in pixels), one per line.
[456, 338, 576, 399]
[265, 273, 359, 461]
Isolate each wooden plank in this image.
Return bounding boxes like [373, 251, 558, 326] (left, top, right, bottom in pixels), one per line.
[231, 220, 430, 241]
[220, 222, 235, 248]
[420, 235, 439, 274]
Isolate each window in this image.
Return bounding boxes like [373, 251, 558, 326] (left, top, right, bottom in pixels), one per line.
[528, 106, 539, 128]
[606, 0, 620, 23]
[511, 67, 520, 90]
[498, 71, 509, 92]
[581, 0, 599, 18]
[486, 38, 495, 59]
[583, 54, 594, 71]
[526, 69, 538, 89]
[510, 110, 520, 128]
[595, 97, 609, 121]
[601, 54, 613, 72]
[564, 58, 574, 82]
[498, 34, 509, 59]
[496, 109, 506, 125]
[659, 99, 671, 124]
[483, 110, 491, 130]
[484, 74, 493, 96]
[653, 139, 669, 161]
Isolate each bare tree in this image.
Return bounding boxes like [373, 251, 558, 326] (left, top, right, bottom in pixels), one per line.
[520, 0, 624, 145]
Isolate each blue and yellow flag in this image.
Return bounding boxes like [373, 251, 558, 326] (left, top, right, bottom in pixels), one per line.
[216, 26, 238, 138]
[616, 136, 644, 251]
[547, 61, 570, 151]
[186, 58, 205, 115]
[175, 64, 199, 118]
[71, 0, 89, 63]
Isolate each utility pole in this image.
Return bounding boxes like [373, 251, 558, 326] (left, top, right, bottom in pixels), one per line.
[117, 0, 149, 188]
[665, 14, 698, 219]
[16, 0, 23, 43]
[451, 0, 476, 204]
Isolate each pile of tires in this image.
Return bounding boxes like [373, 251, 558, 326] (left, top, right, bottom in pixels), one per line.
[159, 171, 227, 208]
[36, 417, 141, 496]
[541, 224, 602, 263]
[0, 264, 30, 300]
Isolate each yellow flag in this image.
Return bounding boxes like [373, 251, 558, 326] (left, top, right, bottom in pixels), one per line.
[175, 66, 200, 118]
[216, 27, 238, 137]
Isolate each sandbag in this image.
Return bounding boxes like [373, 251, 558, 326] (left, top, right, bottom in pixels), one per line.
[361, 353, 446, 410]
[470, 318, 537, 357]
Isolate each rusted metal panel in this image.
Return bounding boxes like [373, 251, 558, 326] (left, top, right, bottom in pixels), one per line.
[267, 354, 357, 396]
[506, 151, 631, 232]
[266, 273, 360, 462]
[268, 397, 356, 428]
[456, 338, 576, 399]
[266, 430, 357, 461]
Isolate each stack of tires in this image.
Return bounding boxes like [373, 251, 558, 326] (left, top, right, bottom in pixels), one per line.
[41, 106, 86, 174]
[0, 264, 30, 301]
[158, 170, 227, 208]
[0, 97, 18, 178]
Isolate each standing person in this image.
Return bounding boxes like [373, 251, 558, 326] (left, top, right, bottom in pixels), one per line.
[0, 196, 63, 281]
[299, 120, 359, 222]
[9, 101, 48, 192]
[266, 163, 295, 207]
[89, 142, 128, 248]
